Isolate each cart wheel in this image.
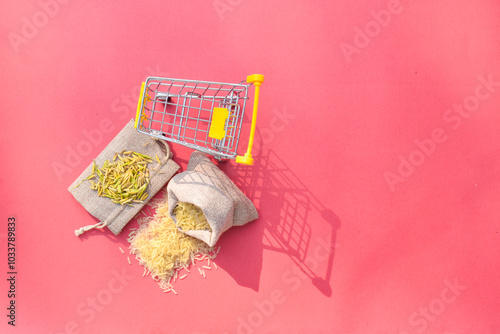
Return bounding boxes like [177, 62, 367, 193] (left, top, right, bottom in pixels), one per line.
[246, 74, 264, 86]
[185, 91, 202, 99]
[156, 93, 171, 103]
[236, 153, 254, 165]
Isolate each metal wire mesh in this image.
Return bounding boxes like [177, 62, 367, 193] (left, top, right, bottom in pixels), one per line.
[136, 77, 250, 160]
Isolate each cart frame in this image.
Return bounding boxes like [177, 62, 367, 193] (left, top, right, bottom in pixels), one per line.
[134, 74, 264, 165]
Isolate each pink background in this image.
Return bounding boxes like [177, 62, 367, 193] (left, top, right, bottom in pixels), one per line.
[1, 0, 500, 333]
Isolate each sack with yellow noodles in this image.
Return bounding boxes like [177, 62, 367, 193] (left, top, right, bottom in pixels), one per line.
[167, 151, 258, 247]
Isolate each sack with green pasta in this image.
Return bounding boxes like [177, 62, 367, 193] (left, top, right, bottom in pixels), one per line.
[69, 120, 179, 236]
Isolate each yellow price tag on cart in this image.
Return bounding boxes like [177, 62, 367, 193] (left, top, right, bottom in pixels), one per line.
[209, 107, 229, 140]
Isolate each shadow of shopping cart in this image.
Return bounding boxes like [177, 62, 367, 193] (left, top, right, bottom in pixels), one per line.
[225, 131, 341, 296]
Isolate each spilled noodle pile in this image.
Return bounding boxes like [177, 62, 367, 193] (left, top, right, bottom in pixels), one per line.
[129, 199, 217, 294]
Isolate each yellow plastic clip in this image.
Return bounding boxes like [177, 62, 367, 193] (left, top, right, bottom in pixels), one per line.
[209, 107, 229, 140]
[134, 82, 146, 129]
[236, 74, 264, 165]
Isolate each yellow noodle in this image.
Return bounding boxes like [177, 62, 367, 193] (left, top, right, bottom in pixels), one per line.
[174, 202, 212, 232]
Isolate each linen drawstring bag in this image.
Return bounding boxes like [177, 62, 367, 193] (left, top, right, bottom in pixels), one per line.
[167, 151, 258, 247]
[69, 119, 179, 236]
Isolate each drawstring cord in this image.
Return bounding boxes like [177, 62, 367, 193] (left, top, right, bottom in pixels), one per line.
[75, 221, 107, 236]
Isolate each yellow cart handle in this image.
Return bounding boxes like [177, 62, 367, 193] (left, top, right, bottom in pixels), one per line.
[134, 82, 146, 129]
[236, 74, 264, 165]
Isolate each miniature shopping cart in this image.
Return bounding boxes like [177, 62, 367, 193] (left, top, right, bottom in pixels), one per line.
[134, 74, 264, 165]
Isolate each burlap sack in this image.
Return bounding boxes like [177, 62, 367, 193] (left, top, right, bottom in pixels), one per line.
[69, 119, 179, 236]
[167, 151, 258, 247]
